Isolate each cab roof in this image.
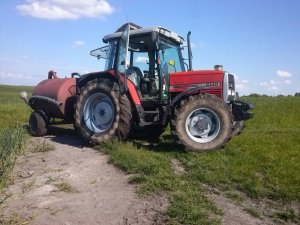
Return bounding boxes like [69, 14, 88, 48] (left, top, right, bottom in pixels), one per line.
[103, 22, 184, 44]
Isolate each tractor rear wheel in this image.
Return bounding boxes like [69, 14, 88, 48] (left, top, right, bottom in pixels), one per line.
[117, 93, 132, 140]
[75, 79, 127, 143]
[171, 93, 233, 152]
[29, 111, 48, 136]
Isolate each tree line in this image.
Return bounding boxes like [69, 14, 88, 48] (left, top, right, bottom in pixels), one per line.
[245, 93, 300, 97]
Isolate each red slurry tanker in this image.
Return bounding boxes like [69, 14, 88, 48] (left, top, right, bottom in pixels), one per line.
[20, 23, 253, 152]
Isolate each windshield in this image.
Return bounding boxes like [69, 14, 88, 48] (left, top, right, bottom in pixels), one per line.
[159, 41, 184, 73]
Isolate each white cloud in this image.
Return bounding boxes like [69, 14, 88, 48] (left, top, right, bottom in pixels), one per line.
[73, 40, 85, 48]
[135, 56, 148, 63]
[259, 79, 281, 93]
[259, 82, 268, 86]
[16, 0, 114, 20]
[235, 77, 249, 92]
[284, 80, 292, 84]
[276, 70, 292, 78]
[269, 86, 279, 91]
[0, 71, 33, 80]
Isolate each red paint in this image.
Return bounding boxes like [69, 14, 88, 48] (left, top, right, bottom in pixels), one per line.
[126, 79, 141, 104]
[33, 78, 76, 115]
[169, 70, 224, 98]
[117, 72, 141, 105]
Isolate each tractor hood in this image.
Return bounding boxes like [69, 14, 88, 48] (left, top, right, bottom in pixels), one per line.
[169, 70, 224, 98]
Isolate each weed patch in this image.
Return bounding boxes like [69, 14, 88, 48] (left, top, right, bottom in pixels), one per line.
[31, 140, 55, 152]
[0, 128, 27, 191]
[53, 181, 78, 193]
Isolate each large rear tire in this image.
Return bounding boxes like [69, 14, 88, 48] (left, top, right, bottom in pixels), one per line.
[75, 79, 121, 143]
[117, 93, 132, 140]
[171, 93, 233, 152]
[29, 111, 48, 136]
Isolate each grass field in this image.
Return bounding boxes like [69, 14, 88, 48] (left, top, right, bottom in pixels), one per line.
[0, 85, 32, 192]
[0, 84, 299, 224]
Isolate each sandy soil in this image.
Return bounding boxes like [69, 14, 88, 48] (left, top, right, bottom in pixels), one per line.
[1, 134, 167, 225]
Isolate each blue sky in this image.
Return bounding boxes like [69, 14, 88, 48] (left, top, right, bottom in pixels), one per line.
[0, 0, 299, 95]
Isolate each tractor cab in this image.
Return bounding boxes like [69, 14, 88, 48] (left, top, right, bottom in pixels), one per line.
[91, 23, 187, 105]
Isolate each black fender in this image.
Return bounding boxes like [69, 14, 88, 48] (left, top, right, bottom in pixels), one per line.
[77, 71, 117, 91]
[162, 86, 209, 125]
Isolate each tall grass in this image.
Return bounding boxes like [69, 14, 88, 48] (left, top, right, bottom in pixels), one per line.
[0, 127, 27, 191]
[0, 85, 32, 192]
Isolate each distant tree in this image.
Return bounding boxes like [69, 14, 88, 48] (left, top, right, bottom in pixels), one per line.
[249, 93, 260, 97]
[277, 94, 284, 97]
[295, 92, 300, 97]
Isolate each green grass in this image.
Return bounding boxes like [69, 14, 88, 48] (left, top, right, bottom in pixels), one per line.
[97, 96, 300, 224]
[0, 84, 33, 128]
[0, 127, 27, 191]
[0, 85, 32, 192]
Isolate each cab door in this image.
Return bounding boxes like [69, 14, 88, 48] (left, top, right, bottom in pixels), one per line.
[115, 24, 130, 93]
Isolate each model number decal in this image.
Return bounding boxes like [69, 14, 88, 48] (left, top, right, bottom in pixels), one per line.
[170, 82, 220, 89]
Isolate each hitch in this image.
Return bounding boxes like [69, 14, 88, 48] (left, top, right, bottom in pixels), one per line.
[231, 100, 254, 121]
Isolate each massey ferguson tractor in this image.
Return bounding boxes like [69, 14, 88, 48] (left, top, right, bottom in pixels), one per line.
[20, 23, 253, 152]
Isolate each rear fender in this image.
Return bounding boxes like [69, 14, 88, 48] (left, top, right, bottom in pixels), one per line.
[77, 70, 117, 90]
[162, 86, 209, 125]
[77, 70, 141, 105]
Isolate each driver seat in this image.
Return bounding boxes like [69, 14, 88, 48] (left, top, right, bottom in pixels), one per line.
[126, 66, 147, 94]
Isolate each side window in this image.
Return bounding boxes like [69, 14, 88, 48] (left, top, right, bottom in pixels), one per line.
[132, 52, 149, 72]
[116, 25, 129, 74]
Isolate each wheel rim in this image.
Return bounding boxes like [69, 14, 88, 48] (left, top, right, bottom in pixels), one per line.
[83, 93, 115, 133]
[185, 108, 220, 143]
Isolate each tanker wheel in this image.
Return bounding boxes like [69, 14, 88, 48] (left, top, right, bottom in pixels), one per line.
[29, 111, 48, 136]
[171, 93, 233, 152]
[75, 79, 131, 143]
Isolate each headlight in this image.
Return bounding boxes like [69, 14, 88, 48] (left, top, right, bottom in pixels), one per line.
[223, 72, 236, 102]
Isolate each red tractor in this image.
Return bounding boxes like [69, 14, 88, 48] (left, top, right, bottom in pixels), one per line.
[21, 23, 253, 152]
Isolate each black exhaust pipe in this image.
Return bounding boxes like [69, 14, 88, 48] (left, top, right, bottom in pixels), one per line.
[187, 31, 193, 71]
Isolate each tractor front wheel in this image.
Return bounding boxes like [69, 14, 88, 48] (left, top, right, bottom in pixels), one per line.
[75, 79, 121, 143]
[171, 93, 233, 152]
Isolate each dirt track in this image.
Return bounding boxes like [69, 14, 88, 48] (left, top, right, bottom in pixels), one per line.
[1, 134, 167, 225]
[1, 133, 291, 225]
